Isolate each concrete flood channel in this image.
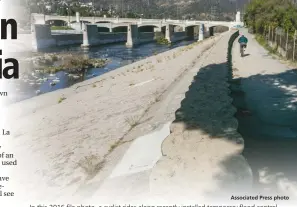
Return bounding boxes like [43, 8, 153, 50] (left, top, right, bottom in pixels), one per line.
[230, 73, 297, 195]
[11, 39, 195, 104]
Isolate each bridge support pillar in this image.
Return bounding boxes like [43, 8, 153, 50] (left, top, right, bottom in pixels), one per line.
[31, 24, 56, 51]
[165, 24, 174, 43]
[236, 11, 241, 23]
[81, 24, 99, 47]
[193, 25, 199, 40]
[154, 27, 162, 32]
[199, 24, 204, 41]
[82, 24, 90, 47]
[209, 27, 214, 37]
[204, 26, 210, 38]
[76, 12, 80, 23]
[126, 24, 139, 47]
[31, 13, 46, 25]
[67, 15, 71, 26]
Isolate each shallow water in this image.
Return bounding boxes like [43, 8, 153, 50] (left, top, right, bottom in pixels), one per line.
[7, 40, 194, 104]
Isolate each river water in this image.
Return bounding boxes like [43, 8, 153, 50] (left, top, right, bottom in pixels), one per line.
[8, 40, 194, 104]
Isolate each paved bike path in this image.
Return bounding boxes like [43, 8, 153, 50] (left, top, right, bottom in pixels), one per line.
[233, 29, 297, 198]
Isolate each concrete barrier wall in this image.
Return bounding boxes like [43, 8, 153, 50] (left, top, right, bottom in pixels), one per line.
[85, 25, 100, 45]
[204, 31, 211, 38]
[70, 22, 82, 31]
[98, 32, 127, 44]
[172, 32, 187, 42]
[33, 24, 180, 51]
[32, 24, 56, 50]
[52, 34, 83, 46]
[33, 24, 84, 50]
[82, 25, 129, 47]
[154, 32, 164, 39]
[138, 32, 155, 44]
[139, 32, 155, 39]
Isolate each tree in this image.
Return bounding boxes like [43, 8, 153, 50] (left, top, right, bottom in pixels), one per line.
[244, 0, 297, 34]
[57, 7, 68, 16]
[126, 12, 141, 18]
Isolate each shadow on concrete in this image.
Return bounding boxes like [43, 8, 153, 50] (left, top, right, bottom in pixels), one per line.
[76, 63, 297, 200]
[170, 59, 297, 198]
[243, 53, 250, 57]
[229, 68, 297, 196]
[173, 62, 239, 140]
[168, 61, 252, 199]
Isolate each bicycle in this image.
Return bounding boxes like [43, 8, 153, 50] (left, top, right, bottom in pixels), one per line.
[240, 43, 247, 57]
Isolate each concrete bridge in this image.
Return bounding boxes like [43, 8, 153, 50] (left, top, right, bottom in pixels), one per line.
[31, 22, 202, 51]
[31, 13, 243, 31]
[31, 12, 243, 51]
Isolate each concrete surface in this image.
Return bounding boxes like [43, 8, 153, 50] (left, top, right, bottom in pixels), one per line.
[232, 29, 297, 200]
[109, 122, 171, 178]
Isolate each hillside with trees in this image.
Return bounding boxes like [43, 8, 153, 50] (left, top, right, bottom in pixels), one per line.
[26, 0, 249, 21]
[244, 0, 297, 35]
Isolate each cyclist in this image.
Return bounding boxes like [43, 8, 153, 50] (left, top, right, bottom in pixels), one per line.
[238, 35, 248, 56]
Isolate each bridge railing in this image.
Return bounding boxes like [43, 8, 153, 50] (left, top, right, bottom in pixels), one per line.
[33, 14, 235, 30]
[51, 30, 82, 34]
[118, 18, 138, 23]
[95, 23, 113, 29]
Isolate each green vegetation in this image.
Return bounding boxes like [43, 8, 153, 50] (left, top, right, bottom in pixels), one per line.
[51, 26, 74, 30]
[156, 37, 170, 45]
[77, 155, 105, 179]
[126, 12, 142, 18]
[255, 35, 267, 47]
[255, 34, 278, 54]
[58, 96, 66, 104]
[108, 141, 122, 154]
[125, 116, 140, 128]
[244, 0, 297, 35]
[25, 0, 245, 20]
[36, 54, 109, 74]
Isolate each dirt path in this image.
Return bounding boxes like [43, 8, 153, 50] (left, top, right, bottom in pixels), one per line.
[232, 29, 297, 200]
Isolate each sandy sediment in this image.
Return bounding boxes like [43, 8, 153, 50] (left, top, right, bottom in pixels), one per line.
[3, 34, 225, 202]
